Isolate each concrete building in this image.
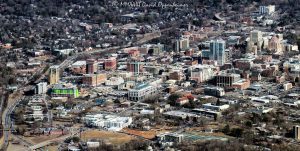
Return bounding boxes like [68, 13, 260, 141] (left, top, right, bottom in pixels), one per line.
[268, 35, 283, 53]
[209, 39, 226, 66]
[283, 83, 293, 91]
[24, 105, 45, 121]
[71, 61, 86, 74]
[215, 72, 241, 87]
[285, 44, 299, 52]
[227, 36, 241, 46]
[294, 125, 300, 140]
[204, 87, 225, 97]
[283, 58, 300, 82]
[105, 77, 125, 86]
[163, 110, 199, 120]
[202, 103, 230, 111]
[49, 65, 60, 85]
[36, 82, 47, 94]
[250, 30, 262, 44]
[113, 71, 133, 81]
[140, 43, 164, 55]
[157, 133, 184, 145]
[174, 37, 189, 52]
[225, 49, 232, 62]
[259, 5, 275, 15]
[84, 114, 132, 131]
[249, 30, 263, 52]
[249, 106, 273, 114]
[215, 72, 250, 89]
[191, 108, 222, 118]
[128, 83, 157, 101]
[190, 65, 215, 83]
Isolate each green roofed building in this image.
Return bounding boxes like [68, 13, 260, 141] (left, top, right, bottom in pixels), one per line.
[51, 84, 79, 98]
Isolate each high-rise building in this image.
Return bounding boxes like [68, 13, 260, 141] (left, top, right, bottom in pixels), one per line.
[98, 57, 117, 70]
[225, 49, 232, 62]
[36, 82, 47, 94]
[190, 65, 215, 83]
[259, 5, 275, 15]
[268, 35, 283, 53]
[250, 30, 262, 44]
[86, 59, 98, 74]
[140, 43, 164, 55]
[174, 37, 189, 52]
[209, 39, 226, 66]
[215, 71, 250, 90]
[294, 125, 300, 140]
[49, 65, 60, 85]
[127, 61, 144, 75]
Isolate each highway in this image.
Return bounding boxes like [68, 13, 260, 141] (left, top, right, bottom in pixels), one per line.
[1, 62, 46, 150]
[0, 95, 5, 125]
[2, 96, 32, 149]
[1, 55, 49, 150]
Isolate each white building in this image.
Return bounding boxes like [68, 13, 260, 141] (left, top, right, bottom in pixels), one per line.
[23, 105, 45, 121]
[252, 106, 273, 114]
[251, 97, 271, 105]
[250, 30, 262, 44]
[128, 83, 157, 101]
[283, 57, 300, 81]
[105, 77, 125, 86]
[54, 48, 74, 55]
[36, 82, 47, 94]
[28, 95, 45, 105]
[259, 5, 275, 15]
[71, 60, 86, 68]
[84, 114, 132, 131]
[190, 65, 215, 83]
[202, 103, 230, 111]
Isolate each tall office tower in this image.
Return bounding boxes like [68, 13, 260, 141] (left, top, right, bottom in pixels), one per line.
[174, 37, 189, 52]
[86, 59, 98, 74]
[127, 61, 144, 75]
[294, 125, 300, 140]
[36, 82, 47, 94]
[209, 39, 226, 66]
[250, 30, 262, 44]
[49, 65, 60, 85]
